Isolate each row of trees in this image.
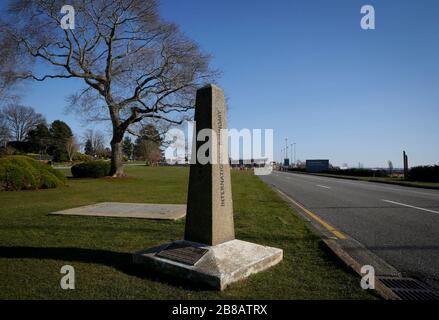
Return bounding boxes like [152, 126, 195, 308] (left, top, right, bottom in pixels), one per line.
[122, 124, 162, 164]
[1, 103, 163, 163]
[82, 126, 163, 164]
[0, 104, 78, 162]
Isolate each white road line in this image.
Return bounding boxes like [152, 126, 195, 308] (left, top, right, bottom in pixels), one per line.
[382, 200, 439, 214]
[316, 184, 331, 189]
[280, 172, 439, 197]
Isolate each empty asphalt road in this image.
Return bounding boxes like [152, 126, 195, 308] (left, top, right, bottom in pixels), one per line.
[260, 171, 439, 290]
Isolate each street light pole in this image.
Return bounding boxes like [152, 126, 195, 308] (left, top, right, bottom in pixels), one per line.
[293, 143, 296, 166]
[290, 144, 293, 164]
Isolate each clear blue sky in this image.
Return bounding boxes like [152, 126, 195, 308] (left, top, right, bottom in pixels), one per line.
[19, 0, 439, 168]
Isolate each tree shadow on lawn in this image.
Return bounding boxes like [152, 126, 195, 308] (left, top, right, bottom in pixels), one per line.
[0, 246, 211, 292]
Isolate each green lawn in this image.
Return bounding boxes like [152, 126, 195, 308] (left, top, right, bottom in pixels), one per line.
[0, 166, 374, 299]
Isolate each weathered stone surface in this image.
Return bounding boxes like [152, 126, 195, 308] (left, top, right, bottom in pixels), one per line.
[51, 202, 186, 220]
[185, 84, 235, 246]
[133, 239, 283, 290]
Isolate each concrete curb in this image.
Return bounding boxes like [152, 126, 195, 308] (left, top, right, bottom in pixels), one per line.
[269, 183, 402, 300]
[322, 239, 400, 300]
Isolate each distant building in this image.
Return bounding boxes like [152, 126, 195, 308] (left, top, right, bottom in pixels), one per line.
[306, 159, 329, 173]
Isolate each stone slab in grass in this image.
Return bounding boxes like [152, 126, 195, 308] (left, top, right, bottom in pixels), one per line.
[51, 202, 186, 220]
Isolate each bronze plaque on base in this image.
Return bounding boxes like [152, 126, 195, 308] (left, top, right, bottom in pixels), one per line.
[156, 243, 208, 266]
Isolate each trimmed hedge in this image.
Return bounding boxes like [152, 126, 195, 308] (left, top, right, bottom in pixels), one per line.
[408, 165, 439, 182]
[71, 161, 111, 178]
[0, 156, 66, 191]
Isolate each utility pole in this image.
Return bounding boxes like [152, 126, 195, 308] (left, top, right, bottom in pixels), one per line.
[290, 144, 293, 164]
[293, 143, 296, 166]
[403, 151, 409, 180]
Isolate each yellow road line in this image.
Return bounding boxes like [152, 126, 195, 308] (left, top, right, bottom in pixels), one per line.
[276, 188, 347, 240]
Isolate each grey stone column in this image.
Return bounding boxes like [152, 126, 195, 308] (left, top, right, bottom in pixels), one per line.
[184, 84, 235, 246]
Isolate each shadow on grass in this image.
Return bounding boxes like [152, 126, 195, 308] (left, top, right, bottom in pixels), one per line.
[0, 246, 210, 292]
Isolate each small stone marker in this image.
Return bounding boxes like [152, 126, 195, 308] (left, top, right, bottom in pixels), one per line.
[133, 84, 283, 290]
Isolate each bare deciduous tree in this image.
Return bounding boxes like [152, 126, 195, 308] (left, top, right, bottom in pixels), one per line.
[3, 0, 216, 176]
[83, 129, 106, 156]
[66, 135, 80, 161]
[133, 122, 162, 164]
[0, 104, 45, 142]
[139, 140, 162, 165]
[0, 114, 11, 147]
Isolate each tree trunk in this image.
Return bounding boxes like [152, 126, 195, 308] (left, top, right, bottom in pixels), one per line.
[110, 137, 125, 177]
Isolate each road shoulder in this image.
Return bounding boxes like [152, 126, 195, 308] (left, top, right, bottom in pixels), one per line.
[268, 182, 402, 300]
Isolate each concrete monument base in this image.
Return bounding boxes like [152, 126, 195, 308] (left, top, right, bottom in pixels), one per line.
[133, 239, 283, 290]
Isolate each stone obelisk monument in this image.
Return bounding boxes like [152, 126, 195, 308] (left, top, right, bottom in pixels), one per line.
[185, 84, 235, 246]
[133, 84, 283, 290]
